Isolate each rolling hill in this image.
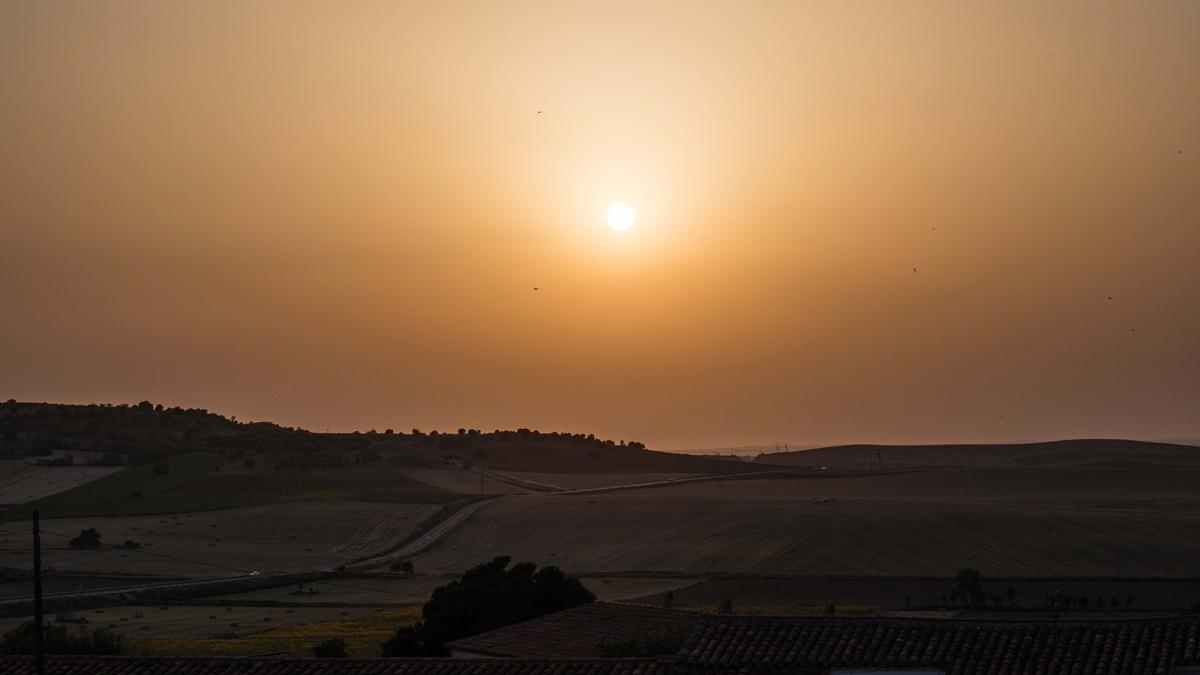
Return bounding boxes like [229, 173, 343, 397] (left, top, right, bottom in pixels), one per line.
[755, 438, 1200, 469]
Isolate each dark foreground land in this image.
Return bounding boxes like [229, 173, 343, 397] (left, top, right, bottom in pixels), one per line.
[3, 402, 1200, 656]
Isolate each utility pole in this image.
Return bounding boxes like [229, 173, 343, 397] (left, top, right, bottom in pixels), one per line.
[33, 510, 44, 675]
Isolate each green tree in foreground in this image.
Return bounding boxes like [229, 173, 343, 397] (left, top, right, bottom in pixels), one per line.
[381, 556, 595, 656]
[0, 622, 124, 655]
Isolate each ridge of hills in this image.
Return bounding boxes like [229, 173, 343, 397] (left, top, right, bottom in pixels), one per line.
[756, 438, 1200, 469]
[0, 400, 758, 475]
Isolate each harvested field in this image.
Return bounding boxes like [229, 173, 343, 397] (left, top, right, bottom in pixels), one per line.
[628, 577, 1200, 612]
[0, 502, 439, 577]
[212, 575, 696, 606]
[212, 576, 448, 606]
[498, 472, 702, 490]
[0, 461, 121, 504]
[583, 576, 696, 602]
[12, 454, 459, 519]
[0, 576, 173, 600]
[409, 469, 1200, 577]
[401, 468, 536, 495]
[652, 468, 1200, 511]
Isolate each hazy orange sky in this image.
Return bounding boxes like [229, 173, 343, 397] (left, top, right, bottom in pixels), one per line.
[2, 1, 1198, 450]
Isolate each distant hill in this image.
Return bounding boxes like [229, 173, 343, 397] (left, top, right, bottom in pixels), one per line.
[755, 438, 1200, 469]
[0, 400, 755, 475]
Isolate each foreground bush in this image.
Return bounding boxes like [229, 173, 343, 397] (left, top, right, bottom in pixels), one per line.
[381, 556, 594, 656]
[313, 637, 348, 658]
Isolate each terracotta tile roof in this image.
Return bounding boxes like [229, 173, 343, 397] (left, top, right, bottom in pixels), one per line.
[683, 615, 1200, 675]
[0, 656, 670, 675]
[445, 602, 702, 658]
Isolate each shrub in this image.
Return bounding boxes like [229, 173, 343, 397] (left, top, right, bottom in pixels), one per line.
[313, 637, 348, 658]
[69, 528, 101, 549]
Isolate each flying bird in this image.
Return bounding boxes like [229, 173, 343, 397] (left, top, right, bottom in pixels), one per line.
[533, 287, 540, 291]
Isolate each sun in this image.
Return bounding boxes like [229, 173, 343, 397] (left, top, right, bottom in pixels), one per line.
[607, 203, 635, 232]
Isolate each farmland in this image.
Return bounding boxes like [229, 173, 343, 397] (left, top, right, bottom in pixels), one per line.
[0, 501, 442, 577]
[209, 575, 695, 606]
[0, 461, 122, 505]
[405, 467, 1200, 577]
[629, 577, 1200, 613]
[13, 453, 459, 519]
[4, 424, 1200, 657]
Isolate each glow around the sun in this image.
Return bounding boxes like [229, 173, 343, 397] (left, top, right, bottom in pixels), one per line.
[607, 203, 635, 231]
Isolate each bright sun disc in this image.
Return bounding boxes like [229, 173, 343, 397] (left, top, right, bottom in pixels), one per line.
[607, 203, 635, 231]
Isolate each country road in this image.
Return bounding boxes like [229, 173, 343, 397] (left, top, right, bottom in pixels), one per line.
[348, 497, 498, 570]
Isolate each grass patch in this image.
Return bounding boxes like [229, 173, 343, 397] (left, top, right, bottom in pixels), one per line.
[129, 606, 420, 657]
[13, 454, 459, 519]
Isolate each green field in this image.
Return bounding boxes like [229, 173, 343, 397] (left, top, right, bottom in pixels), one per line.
[13, 454, 460, 519]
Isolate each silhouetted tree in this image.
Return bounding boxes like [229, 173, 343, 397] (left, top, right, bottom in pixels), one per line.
[69, 528, 101, 549]
[381, 556, 594, 657]
[313, 637, 347, 658]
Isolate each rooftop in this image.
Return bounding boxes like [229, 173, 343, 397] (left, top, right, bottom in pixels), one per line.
[683, 615, 1200, 674]
[445, 602, 702, 658]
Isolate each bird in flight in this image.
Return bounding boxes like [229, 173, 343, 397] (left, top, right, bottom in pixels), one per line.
[533, 287, 540, 291]
[912, 267, 917, 272]
[1107, 296, 1113, 301]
